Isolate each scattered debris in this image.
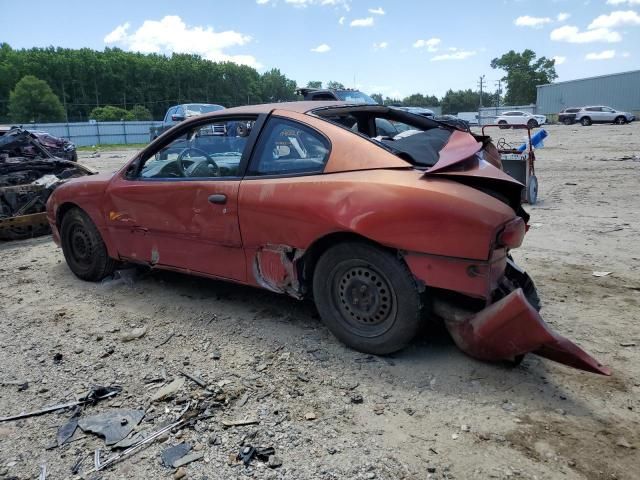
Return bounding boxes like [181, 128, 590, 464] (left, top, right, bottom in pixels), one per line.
[78, 409, 144, 445]
[351, 393, 364, 404]
[120, 326, 147, 342]
[0, 385, 121, 423]
[236, 445, 275, 466]
[38, 464, 46, 480]
[151, 377, 185, 402]
[160, 442, 192, 468]
[620, 342, 637, 347]
[592, 271, 612, 277]
[156, 330, 175, 347]
[268, 454, 283, 468]
[180, 370, 207, 388]
[173, 451, 204, 468]
[222, 418, 260, 428]
[89, 405, 197, 473]
[305, 412, 317, 420]
[174, 467, 187, 479]
[373, 404, 385, 415]
[56, 407, 81, 447]
[616, 438, 634, 449]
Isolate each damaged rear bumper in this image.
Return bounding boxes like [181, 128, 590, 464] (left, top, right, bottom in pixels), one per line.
[439, 288, 611, 375]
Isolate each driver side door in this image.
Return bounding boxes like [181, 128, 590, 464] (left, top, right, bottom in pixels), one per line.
[104, 115, 263, 281]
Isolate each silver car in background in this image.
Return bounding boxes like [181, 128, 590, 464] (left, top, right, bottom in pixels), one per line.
[574, 106, 635, 126]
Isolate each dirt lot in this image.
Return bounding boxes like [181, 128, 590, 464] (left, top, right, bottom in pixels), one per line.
[1, 123, 639, 480]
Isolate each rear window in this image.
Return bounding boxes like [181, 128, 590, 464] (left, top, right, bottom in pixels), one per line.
[334, 91, 377, 104]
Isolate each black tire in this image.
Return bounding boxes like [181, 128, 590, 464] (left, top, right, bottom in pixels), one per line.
[527, 175, 538, 205]
[60, 208, 116, 281]
[562, 118, 573, 126]
[581, 117, 592, 126]
[70, 151, 78, 162]
[498, 120, 509, 130]
[313, 242, 422, 355]
[527, 119, 539, 129]
[614, 116, 626, 125]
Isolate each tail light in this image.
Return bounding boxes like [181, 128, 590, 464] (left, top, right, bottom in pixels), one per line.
[497, 217, 525, 248]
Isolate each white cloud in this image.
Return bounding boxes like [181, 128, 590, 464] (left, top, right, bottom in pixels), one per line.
[339, 16, 345, 24]
[350, 17, 374, 27]
[413, 38, 441, 52]
[103, 16, 260, 68]
[585, 49, 616, 60]
[259, 0, 352, 7]
[431, 50, 476, 61]
[557, 12, 571, 22]
[553, 55, 567, 65]
[514, 15, 552, 28]
[606, 0, 640, 5]
[104, 22, 130, 43]
[311, 43, 331, 53]
[588, 10, 640, 28]
[256, 0, 270, 4]
[368, 7, 385, 15]
[550, 25, 622, 42]
[373, 41, 388, 49]
[285, 0, 313, 6]
[621, 51, 631, 56]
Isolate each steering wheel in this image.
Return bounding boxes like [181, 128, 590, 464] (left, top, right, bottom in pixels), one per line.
[176, 147, 219, 177]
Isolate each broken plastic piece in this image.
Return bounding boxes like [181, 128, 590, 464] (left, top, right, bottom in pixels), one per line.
[160, 442, 192, 468]
[445, 289, 611, 375]
[78, 409, 144, 445]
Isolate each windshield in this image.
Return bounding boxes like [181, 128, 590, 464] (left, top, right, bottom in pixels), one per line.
[185, 104, 225, 116]
[334, 91, 378, 105]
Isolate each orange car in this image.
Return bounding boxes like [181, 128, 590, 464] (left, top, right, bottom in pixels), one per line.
[46, 101, 609, 375]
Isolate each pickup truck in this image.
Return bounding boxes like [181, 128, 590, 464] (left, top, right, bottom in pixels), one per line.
[150, 103, 225, 140]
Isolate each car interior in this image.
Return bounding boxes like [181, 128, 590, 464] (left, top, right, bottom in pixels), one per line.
[314, 105, 455, 168]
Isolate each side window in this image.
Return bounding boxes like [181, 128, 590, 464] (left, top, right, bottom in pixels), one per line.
[248, 118, 330, 176]
[586, 107, 599, 112]
[138, 118, 256, 179]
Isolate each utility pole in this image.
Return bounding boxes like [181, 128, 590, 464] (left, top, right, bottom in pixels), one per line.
[478, 75, 486, 110]
[495, 79, 502, 108]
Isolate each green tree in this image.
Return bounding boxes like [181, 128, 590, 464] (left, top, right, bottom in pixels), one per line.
[370, 93, 383, 104]
[258, 68, 297, 102]
[129, 104, 153, 120]
[89, 105, 133, 121]
[401, 93, 440, 107]
[306, 80, 322, 88]
[490, 49, 557, 105]
[440, 89, 494, 114]
[8, 75, 65, 122]
[326, 81, 345, 90]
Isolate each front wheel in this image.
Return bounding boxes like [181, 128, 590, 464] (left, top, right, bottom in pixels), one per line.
[527, 119, 539, 129]
[614, 116, 626, 125]
[562, 118, 573, 125]
[313, 242, 422, 355]
[61, 208, 116, 281]
[498, 121, 509, 130]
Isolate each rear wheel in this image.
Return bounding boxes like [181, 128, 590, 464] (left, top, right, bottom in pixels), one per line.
[60, 208, 116, 281]
[614, 116, 626, 125]
[313, 242, 422, 355]
[581, 117, 592, 126]
[498, 120, 509, 130]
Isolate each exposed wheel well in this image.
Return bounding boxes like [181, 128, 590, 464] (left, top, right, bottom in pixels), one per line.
[56, 202, 82, 229]
[299, 232, 396, 297]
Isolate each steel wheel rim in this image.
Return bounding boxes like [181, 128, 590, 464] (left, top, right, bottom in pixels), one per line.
[69, 225, 93, 266]
[330, 261, 398, 338]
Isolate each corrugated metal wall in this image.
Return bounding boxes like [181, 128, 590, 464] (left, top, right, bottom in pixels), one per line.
[18, 121, 162, 147]
[536, 70, 640, 115]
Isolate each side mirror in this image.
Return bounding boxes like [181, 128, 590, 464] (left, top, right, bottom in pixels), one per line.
[171, 114, 185, 122]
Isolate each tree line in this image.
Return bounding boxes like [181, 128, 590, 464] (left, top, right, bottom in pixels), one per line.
[0, 43, 556, 123]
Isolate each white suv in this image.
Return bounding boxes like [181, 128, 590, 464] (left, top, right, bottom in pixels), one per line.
[496, 111, 547, 129]
[574, 106, 635, 126]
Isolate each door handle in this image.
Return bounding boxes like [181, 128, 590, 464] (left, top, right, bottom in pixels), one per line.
[208, 194, 227, 205]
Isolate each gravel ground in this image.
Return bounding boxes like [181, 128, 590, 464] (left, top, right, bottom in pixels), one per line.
[0, 123, 639, 480]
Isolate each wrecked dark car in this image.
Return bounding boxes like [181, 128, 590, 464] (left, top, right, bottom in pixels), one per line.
[47, 101, 609, 375]
[0, 128, 94, 240]
[0, 127, 77, 162]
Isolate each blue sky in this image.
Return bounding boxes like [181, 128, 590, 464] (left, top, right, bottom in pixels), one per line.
[2, 0, 639, 98]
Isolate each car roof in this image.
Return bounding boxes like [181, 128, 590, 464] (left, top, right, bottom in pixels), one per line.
[185, 100, 350, 118]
